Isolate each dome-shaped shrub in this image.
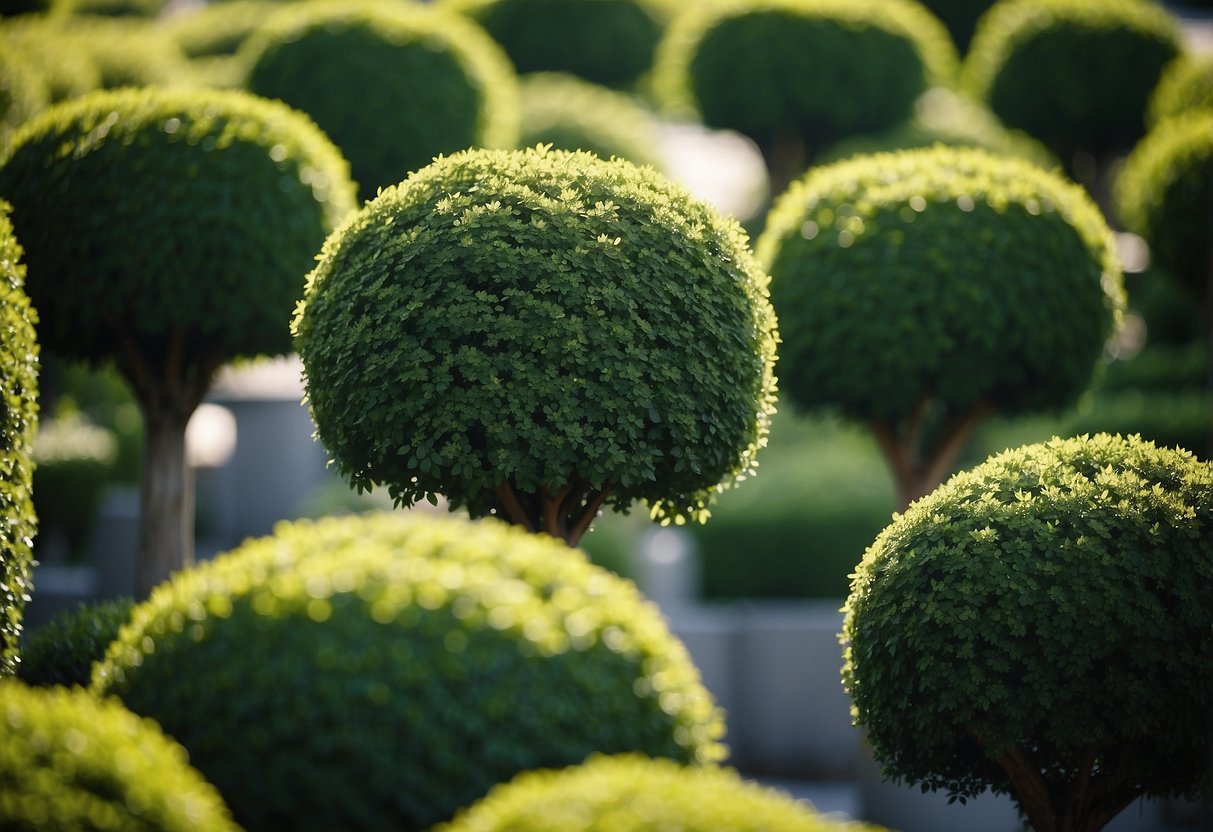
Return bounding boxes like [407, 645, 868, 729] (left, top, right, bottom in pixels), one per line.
[0, 21, 102, 103]
[961, 0, 1182, 170]
[653, 0, 958, 191]
[519, 72, 664, 170]
[440, 0, 675, 91]
[293, 145, 778, 542]
[1116, 111, 1213, 309]
[756, 146, 1123, 509]
[438, 753, 885, 831]
[0, 202, 37, 678]
[0, 86, 357, 595]
[1149, 53, 1213, 128]
[0, 48, 47, 139]
[0, 681, 238, 831]
[842, 433, 1213, 832]
[239, 1, 518, 200]
[92, 512, 726, 832]
[43, 17, 197, 90]
[17, 597, 133, 688]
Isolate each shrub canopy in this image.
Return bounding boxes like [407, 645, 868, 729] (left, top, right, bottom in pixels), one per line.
[17, 596, 133, 687]
[842, 433, 1213, 825]
[0, 48, 47, 139]
[293, 145, 778, 537]
[0, 201, 37, 678]
[0, 682, 238, 831]
[93, 512, 726, 831]
[239, 1, 518, 200]
[1148, 53, 1213, 128]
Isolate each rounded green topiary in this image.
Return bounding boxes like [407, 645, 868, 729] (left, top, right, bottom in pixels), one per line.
[293, 145, 779, 542]
[1115, 111, 1213, 308]
[0, 47, 47, 140]
[438, 753, 886, 831]
[961, 0, 1182, 168]
[239, 1, 518, 201]
[441, 0, 675, 91]
[17, 596, 134, 687]
[0, 20, 103, 103]
[92, 512, 726, 832]
[42, 17, 197, 90]
[652, 0, 958, 189]
[756, 146, 1123, 509]
[0, 681, 238, 831]
[1148, 53, 1213, 128]
[842, 433, 1213, 831]
[0, 201, 37, 678]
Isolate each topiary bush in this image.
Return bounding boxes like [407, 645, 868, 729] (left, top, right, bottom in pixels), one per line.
[293, 145, 778, 544]
[652, 0, 958, 194]
[92, 512, 726, 832]
[842, 433, 1213, 832]
[0, 201, 37, 678]
[0, 86, 356, 596]
[0, 681, 238, 831]
[0, 20, 102, 103]
[41, 17, 198, 90]
[1148, 53, 1213, 128]
[239, 1, 518, 201]
[756, 146, 1123, 510]
[961, 0, 1182, 178]
[440, 0, 675, 91]
[0, 47, 47, 141]
[437, 753, 886, 831]
[17, 596, 133, 687]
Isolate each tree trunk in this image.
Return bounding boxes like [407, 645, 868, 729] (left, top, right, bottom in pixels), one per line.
[137, 405, 194, 598]
[493, 480, 609, 547]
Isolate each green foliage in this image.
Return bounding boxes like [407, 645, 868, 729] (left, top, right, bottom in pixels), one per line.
[293, 145, 778, 533]
[519, 72, 664, 170]
[40, 17, 197, 90]
[239, 1, 518, 201]
[17, 596, 133, 687]
[93, 512, 726, 832]
[1115, 111, 1213, 307]
[0, 85, 356, 370]
[437, 753, 887, 831]
[166, 0, 279, 58]
[32, 411, 117, 561]
[0, 681, 238, 831]
[0, 20, 102, 103]
[842, 433, 1213, 808]
[1149, 53, 1213, 127]
[756, 145, 1122, 426]
[53, 0, 168, 19]
[0, 47, 46, 140]
[917, 0, 996, 54]
[0, 0, 52, 16]
[962, 0, 1182, 164]
[0, 201, 37, 678]
[652, 0, 958, 158]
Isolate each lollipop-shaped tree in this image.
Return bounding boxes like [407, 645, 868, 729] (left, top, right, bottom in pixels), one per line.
[293, 145, 778, 544]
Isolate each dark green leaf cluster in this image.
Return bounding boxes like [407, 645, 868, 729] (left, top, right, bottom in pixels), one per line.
[0, 85, 356, 368]
[1148, 53, 1213, 128]
[916, 0, 997, 54]
[17, 596, 133, 687]
[0, 201, 37, 678]
[1115, 111, 1213, 306]
[293, 145, 779, 528]
[441, 0, 674, 91]
[0, 682, 239, 831]
[438, 753, 887, 832]
[652, 0, 958, 155]
[92, 512, 726, 831]
[239, 1, 518, 201]
[519, 72, 664, 171]
[962, 0, 1182, 162]
[756, 145, 1123, 425]
[841, 433, 1213, 802]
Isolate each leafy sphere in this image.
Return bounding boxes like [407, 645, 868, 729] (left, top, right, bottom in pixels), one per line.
[0, 86, 356, 367]
[1148, 53, 1213, 128]
[293, 145, 779, 527]
[92, 512, 726, 832]
[842, 433, 1213, 801]
[756, 145, 1123, 425]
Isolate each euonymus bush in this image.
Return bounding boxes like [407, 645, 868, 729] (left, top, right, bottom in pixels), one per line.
[652, 0, 957, 192]
[17, 597, 133, 687]
[93, 512, 725, 832]
[0, 86, 356, 595]
[438, 753, 886, 832]
[1148, 53, 1213, 128]
[0, 201, 37, 677]
[842, 433, 1213, 832]
[293, 145, 778, 543]
[0, 682, 238, 831]
[962, 0, 1182, 173]
[239, 1, 518, 200]
[757, 146, 1123, 509]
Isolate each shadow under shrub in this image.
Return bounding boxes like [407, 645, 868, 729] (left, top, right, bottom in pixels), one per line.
[17, 596, 133, 687]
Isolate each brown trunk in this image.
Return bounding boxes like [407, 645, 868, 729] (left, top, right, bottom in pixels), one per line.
[493, 480, 609, 547]
[137, 405, 193, 598]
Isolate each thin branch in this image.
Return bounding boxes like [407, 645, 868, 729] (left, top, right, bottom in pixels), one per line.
[902, 393, 931, 463]
[567, 488, 611, 546]
[869, 418, 915, 510]
[969, 726, 1058, 832]
[494, 481, 536, 532]
[918, 401, 994, 499]
[540, 482, 575, 539]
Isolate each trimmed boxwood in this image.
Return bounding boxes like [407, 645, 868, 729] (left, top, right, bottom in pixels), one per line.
[0, 681, 238, 831]
[0, 201, 37, 678]
[293, 145, 778, 543]
[437, 753, 887, 831]
[1148, 53, 1213, 128]
[842, 433, 1213, 832]
[17, 596, 134, 687]
[756, 146, 1123, 509]
[239, 1, 518, 201]
[92, 512, 726, 832]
